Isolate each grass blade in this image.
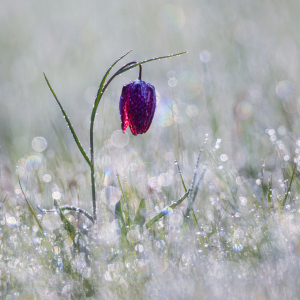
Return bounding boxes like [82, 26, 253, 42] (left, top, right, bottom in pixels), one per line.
[44, 73, 91, 167]
[175, 160, 187, 193]
[268, 174, 272, 205]
[117, 51, 187, 75]
[115, 200, 126, 228]
[134, 198, 146, 227]
[18, 174, 44, 238]
[282, 163, 296, 208]
[91, 50, 132, 122]
[116, 172, 132, 227]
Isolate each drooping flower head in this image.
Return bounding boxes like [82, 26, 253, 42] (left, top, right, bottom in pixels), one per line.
[119, 79, 156, 135]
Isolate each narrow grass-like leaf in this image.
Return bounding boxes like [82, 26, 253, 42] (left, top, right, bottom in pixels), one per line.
[59, 208, 76, 242]
[43, 73, 91, 167]
[116, 172, 132, 227]
[261, 160, 265, 208]
[18, 174, 44, 238]
[91, 50, 132, 123]
[115, 200, 128, 246]
[2, 194, 8, 203]
[117, 51, 187, 75]
[145, 190, 189, 229]
[282, 163, 296, 208]
[175, 160, 187, 193]
[268, 174, 272, 204]
[175, 160, 207, 253]
[115, 200, 125, 228]
[134, 198, 146, 227]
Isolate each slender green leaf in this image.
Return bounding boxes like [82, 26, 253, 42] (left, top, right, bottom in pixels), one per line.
[91, 50, 132, 123]
[116, 173, 132, 227]
[115, 200, 125, 228]
[117, 51, 187, 75]
[175, 160, 187, 193]
[268, 174, 272, 204]
[134, 198, 146, 227]
[59, 209, 76, 242]
[43, 73, 91, 167]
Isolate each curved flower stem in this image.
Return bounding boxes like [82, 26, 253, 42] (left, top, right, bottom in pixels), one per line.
[90, 61, 138, 223]
[138, 65, 142, 80]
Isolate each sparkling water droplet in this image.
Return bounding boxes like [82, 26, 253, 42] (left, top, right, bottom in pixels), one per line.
[162, 207, 173, 215]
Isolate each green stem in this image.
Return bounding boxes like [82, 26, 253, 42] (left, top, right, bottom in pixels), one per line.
[90, 60, 137, 223]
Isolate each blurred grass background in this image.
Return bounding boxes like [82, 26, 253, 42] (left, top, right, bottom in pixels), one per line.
[1, 0, 300, 178]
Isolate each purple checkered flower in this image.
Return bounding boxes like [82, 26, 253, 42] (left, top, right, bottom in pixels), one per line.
[119, 79, 156, 135]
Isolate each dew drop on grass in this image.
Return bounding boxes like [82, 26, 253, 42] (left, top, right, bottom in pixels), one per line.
[42, 213, 62, 231]
[110, 130, 129, 148]
[43, 174, 52, 183]
[31, 137, 47, 152]
[162, 207, 173, 215]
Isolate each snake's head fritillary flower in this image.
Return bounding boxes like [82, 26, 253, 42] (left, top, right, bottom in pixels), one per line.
[119, 79, 156, 135]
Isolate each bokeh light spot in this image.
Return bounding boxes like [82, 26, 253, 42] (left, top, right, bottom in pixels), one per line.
[31, 136, 47, 152]
[111, 130, 129, 148]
